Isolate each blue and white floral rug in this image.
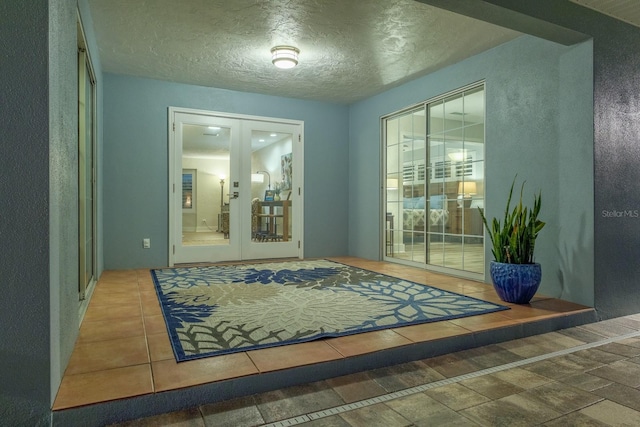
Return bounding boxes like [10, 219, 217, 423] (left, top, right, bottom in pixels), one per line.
[151, 259, 508, 362]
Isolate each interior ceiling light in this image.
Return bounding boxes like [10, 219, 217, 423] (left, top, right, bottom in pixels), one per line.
[271, 45, 299, 69]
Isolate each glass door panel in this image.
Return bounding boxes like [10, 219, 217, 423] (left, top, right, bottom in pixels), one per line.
[78, 47, 95, 300]
[249, 130, 292, 242]
[180, 124, 231, 248]
[243, 122, 300, 260]
[171, 111, 302, 264]
[384, 107, 426, 263]
[434, 86, 484, 274]
[384, 84, 485, 279]
[385, 117, 402, 258]
[173, 114, 241, 263]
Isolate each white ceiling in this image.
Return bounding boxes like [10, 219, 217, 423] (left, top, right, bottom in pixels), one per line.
[87, 1, 640, 105]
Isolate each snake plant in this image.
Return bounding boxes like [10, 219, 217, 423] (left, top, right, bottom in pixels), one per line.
[478, 176, 545, 264]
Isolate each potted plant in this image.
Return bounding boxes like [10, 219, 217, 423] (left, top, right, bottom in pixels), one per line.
[478, 176, 546, 304]
[273, 182, 282, 201]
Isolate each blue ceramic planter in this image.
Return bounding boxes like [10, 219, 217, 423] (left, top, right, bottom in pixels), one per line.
[489, 261, 542, 304]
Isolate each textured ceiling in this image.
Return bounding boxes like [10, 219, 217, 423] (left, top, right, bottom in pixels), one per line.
[87, 0, 522, 104]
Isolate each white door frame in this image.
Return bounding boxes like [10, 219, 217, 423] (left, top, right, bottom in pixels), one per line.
[168, 107, 304, 266]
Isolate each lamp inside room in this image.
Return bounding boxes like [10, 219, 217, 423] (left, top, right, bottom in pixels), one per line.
[219, 173, 226, 207]
[255, 170, 271, 189]
[457, 181, 477, 207]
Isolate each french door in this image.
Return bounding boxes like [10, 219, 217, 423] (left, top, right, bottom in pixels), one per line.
[169, 108, 303, 265]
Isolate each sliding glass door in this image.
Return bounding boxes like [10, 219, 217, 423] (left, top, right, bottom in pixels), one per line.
[384, 84, 485, 279]
[78, 18, 97, 300]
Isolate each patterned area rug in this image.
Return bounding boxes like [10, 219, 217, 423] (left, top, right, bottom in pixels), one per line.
[151, 260, 508, 362]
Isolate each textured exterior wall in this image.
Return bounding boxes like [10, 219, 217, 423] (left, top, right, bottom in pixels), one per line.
[102, 75, 350, 269]
[50, 0, 83, 407]
[456, 0, 640, 318]
[0, 0, 89, 423]
[417, 0, 640, 319]
[557, 40, 595, 305]
[349, 35, 594, 306]
[0, 1, 53, 425]
[590, 17, 640, 319]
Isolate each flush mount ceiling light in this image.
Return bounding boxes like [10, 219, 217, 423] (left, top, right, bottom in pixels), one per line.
[271, 45, 299, 69]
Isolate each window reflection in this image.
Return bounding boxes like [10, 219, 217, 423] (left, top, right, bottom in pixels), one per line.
[250, 131, 293, 243]
[384, 84, 485, 278]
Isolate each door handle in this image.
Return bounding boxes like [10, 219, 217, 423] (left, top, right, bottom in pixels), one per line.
[228, 192, 239, 199]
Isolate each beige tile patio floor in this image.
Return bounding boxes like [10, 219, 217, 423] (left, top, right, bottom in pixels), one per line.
[52, 257, 601, 425]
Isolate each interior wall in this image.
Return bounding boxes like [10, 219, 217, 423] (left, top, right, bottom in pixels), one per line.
[348, 35, 594, 306]
[103, 75, 350, 269]
[252, 136, 294, 200]
[180, 159, 225, 232]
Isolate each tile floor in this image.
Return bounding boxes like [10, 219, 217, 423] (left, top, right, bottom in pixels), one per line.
[53, 256, 598, 425]
[182, 231, 227, 246]
[391, 242, 484, 275]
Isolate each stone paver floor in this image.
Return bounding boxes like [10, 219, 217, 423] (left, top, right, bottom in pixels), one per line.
[110, 314, 640, 426]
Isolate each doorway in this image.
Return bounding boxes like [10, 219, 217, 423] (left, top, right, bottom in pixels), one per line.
[169, 108, 304, 265]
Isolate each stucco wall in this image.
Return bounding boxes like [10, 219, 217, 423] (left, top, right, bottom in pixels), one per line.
[427, 0, 640, 321]
[102, 75, 350, 269]
[1, 1, 56, 424]
[348, 35, 594, 306]
[49, 0, 82, 411]
[0, 1, 103, 423]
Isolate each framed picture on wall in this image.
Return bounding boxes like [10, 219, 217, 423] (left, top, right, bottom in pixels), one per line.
[281, 152, 292, 191]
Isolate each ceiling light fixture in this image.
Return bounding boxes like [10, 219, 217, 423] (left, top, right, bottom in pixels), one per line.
[271, 45, 299, 69]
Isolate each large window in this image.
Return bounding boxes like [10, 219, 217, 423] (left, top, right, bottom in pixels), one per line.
[384, 84, 485, 279]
